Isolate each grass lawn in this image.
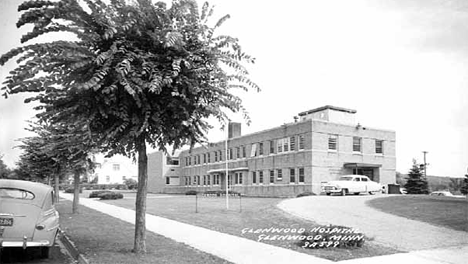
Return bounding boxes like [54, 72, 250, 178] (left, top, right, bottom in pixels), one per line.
[367, 195, 468, 232]
[89, 191, 400, 261]
[56, 201, 231, 264]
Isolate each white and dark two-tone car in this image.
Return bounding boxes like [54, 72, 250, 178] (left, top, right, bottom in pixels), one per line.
[0, 179, 59, 258]
[321, 175, 383, 196]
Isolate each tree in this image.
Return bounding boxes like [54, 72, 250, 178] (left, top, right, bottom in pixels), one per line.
[0, 155, 12, 179]
[17, 121, 95, 213]
[461, 174, 468, 195]
[404, 160, 429, 194]
[1, 0, 258, 254]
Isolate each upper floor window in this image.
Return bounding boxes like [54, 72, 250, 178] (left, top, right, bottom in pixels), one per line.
[203, 154, 206, 164]
[229, 148, 233, 160]
[269, 170, 275, 183]
[375, 140, 383, 154]
[214, 151, 218, 162]
[328, 135, 338, 151]
[242, 146, 246, 158]
[236, 147, 240, 159]
[259, 142, 264, 155]
[277, 169, 283, 181]
[252, 171, 257, 184]
[259, 171, 264, 184]
[290, 136, 296, 151]
[113, 164, 120, 171]
[353, 137, 362, 152]
[219, 150, 223, 161]
[207, 153, 211, 163]
[299, 135, 305, 150]
[251, 143, 257, 157]
[269, 140, 275, 154]
[289, 168, 296, 183]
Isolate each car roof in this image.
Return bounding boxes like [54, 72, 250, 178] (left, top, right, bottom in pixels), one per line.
[0, 179, 52, 205]
[340, 175, 368, 178]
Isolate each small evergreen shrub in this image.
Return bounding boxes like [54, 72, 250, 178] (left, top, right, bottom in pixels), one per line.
[297, 192, 315, 197]
[89, 190, 112, 198]
[64, 187, 82, 193]
[99, 192, 124, 200]
[185, 190, 198, 195]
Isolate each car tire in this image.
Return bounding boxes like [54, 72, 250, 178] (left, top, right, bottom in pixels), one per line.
[354, 192, 360, 195]
[369, 191, 375, 195]
[40, 247, 50, 259]
[341, 189, 347, 196]
[326, 193, 331, 196]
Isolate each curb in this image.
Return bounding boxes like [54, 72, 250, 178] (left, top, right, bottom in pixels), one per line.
[59, 228, 90, 264]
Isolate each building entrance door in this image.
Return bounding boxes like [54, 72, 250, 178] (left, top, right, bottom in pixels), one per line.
[353, 168, 374, 181]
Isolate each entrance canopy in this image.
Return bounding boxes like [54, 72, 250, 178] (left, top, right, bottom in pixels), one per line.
[344, 163, 382, 168]
[207, 167, 249, 174]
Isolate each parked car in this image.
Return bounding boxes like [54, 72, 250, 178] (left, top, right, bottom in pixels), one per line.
[430, 191, 454, 197]
[321, 175, 383, 196]
[0, 179, 59, 258]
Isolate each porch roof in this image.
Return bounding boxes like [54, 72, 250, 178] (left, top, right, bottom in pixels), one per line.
[344, 163, 382, 168]
[207, 167, 249, 174]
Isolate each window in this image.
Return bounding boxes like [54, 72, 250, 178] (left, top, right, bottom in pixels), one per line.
[251, 143, 257, 157]
[207, 153, 211, 163]
[203, 154, 206, 164]
[290, 136, 296, 151]
[235, 173, 243, 185]
[259, 171, 264, 184]
[290, 168, 295, 183]
[252, 171, 257, 184]
[106, 175, 110, 182]
[269, 170, 275, 184]
[214, 174, 220, 185]
[236, 147, 240, 159]
[113, 164, 120, 171]
[166, 177, 170, 185]
[299, 135, 305, 150]
[259, 142, 264, 155]
[219, 150, 223, 161]
[283, 137, 289, 152]
[361, 177, 368, 182]
[122, 176, 126, 181]
[277, 169, 283, 181]
[203, 175, 206, 185]
[242, 146, 246, 158]
[353, 137, 362, 152]
[229, 148, 233, 160]
[0, 188, 35, 200]
[299, 168, 305, 183]
[197, 155, 201, 164]
[277, 139, 283, 153]
[375, 140, 383, 154]
[185, 177, 191, 185]
[207, 175, 211, 185]
[328, 135, 338, 151]
[269, 140, 275, 154]
[193, 176, 197, 185]
[214, 151, 218, 162]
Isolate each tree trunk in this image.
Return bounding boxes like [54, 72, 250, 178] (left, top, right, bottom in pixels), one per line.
[133, 135, 148, 254]
[72, 170, 80, 214]
[54, 173, 60, 203]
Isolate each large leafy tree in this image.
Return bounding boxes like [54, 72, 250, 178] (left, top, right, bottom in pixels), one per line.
[1, 0, 258, 253]
[404, 160, 429, 194]
[461, 173, 468, 195]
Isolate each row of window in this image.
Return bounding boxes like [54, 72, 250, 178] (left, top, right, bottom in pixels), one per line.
[329, 136, 384, 154]
[184, 135, 306, 166]
[180, 168, 306, 186]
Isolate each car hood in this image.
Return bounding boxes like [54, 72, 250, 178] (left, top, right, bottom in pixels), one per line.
[323, 181, 344, 186]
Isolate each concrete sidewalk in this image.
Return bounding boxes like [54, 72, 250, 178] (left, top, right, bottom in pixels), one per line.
[60, 194, 467, 264]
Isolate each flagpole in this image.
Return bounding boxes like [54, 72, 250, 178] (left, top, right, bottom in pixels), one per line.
[225, 123, 229, 210]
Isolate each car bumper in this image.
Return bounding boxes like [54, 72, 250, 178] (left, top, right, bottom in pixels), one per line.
[0, 239, 51, 248]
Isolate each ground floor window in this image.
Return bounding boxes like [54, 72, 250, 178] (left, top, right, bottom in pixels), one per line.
[166, 177, 170, 185]
[235, 172, 243, 185]
[214, 174, 220, 185]
[252, 171, 257, 184]
[299, 168, 305, 183]
[277, 169, 282, 181]
[290, 168, 295, 183]
[206, 175, 211, 185]
[259, 171, 263, 184]
[269, 170, 274, 184]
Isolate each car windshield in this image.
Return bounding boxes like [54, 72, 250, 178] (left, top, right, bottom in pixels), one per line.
[0, 188, 35, 200]
[339, 176, 354, 181]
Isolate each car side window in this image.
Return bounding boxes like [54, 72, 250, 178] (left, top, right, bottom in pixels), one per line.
[0, 188, 35, 200]
[361, 177, 368, 182]
[353, 178, 360, 181]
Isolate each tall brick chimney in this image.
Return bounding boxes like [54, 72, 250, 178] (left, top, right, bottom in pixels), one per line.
[228, 122, 242, 139]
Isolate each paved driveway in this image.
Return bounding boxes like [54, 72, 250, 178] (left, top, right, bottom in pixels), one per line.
[278, 195, 468, 251]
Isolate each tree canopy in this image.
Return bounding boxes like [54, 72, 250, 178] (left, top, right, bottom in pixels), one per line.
[404, 161, 429, 194]
[1, 0, 258, 253]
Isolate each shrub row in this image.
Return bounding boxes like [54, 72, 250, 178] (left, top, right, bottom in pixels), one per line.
[296, 192, 316, 197]
[185, 190, 241, 196]
[88, 190, 124, 200]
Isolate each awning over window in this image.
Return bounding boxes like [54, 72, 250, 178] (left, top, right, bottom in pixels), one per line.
[344, 163, 382, 168]
[207, 167, 249, 174]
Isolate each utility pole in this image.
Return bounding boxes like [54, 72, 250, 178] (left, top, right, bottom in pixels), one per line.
[422, 151, 428, 178]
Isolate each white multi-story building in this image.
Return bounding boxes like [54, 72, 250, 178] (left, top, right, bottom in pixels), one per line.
[91, 154, 137, 184]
